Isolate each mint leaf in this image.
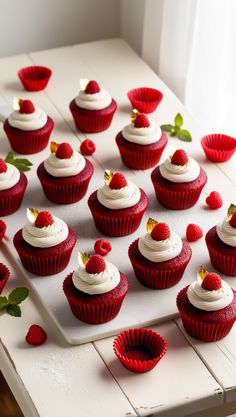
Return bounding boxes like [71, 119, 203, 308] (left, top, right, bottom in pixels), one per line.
[5, 152, 33, 172]
[174, 113, 183, 128]
[8, 288, 29, 305]
[7, 304, 21, 317]
[5, 152, 14, 163]
[178, 129, 192, 142]
[0, 296, 8, 310]
[161, 124, 175, 133]
[12, 158, 33, 166]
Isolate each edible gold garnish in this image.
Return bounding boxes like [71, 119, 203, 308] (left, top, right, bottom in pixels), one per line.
[104, 169, 113, 185]
[50, 141, 59, 153]
[227, 203, 236, 219]
[80, 78, 89, 91]
[27, 208, 39, 223]
[78, 252, 90, 267]
[131, 109, 140, 123]
[198, 265, 208, 280]
[13, 97, 22, 111]
[147, 217, 158, 233]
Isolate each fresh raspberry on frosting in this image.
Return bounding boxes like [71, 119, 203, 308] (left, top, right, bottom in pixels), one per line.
[0, 159, 7, 173]
[134, 114, 150, 128]
[171, 149, 189, 166]
[0, 220, 7, 241]
[25, 324, 47, 346]
[80, 139, 96, 156]
[202, 272, 222, 291]
[55, 143, 73, 159]
[205, 191, 223, 209]
[186, 224, 203, 242]
[151, 222, 170, 241]
[35, 211, 54, 228]
[94, 239, 112, 256]
[229, 212, 236, 228]
[109, 172, 128, 190]
[85, 80, 100, 94]
[85, 255, 106, 274]
[19, 99, 35, 114]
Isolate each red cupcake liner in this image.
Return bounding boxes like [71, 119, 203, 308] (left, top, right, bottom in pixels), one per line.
[201, 134, 236, 162]
[0, 172, 27, 217]
[116, 131, 168, 170]
[13, 227, 76, 276]
[206, 243, 236, 277]
[127, 87, 163, 114]
[4, 117, 54, 154]
[113, 328, 167, 373]
[17, 66, 52, 91]
[0, 220, 6, 241]
[70, 99, 117, 133]
[0, 263, 10, 294]
[37, 159, 94, 204]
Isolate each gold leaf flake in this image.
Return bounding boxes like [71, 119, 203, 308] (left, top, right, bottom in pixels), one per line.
[50, 141, 59, 153]
[131, 109, 140, 123]
[104, 169, 113, 185]
[147, 217, 158, 233]
[78, 252, 90, 267]
[13, 97, 22, 111]
[198, 265, 208, 280]
[27, 207, 39, 223]
[227, 203, 236, 219]
[80, 78, 89, 91]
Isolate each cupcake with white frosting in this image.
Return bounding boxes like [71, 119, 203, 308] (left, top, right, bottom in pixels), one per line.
[116, 110, 168, 170]
[129, 218, 192, 289]
[4, 98, 54, 154]
[88, 170, 148, 237]
[151, 149, 207, 209]
[0, 158, 27, 216]
[63, 252, 128, 323]
[69, 79, 117, 133]
[37, 141, 94, 204]
[206, 204, 236, 276]
[177, 266, 236, 341]
[13, 208, 76, 276]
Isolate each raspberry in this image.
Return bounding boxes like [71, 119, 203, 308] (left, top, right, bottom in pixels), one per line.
[186, 224, 203, 242]
[85, 80, 100, 94]
[80, 139, 96, 156]
[0, 220, 7, 241]
[35, 211, 54, 228]
[151, 223, 170, 241]
[0, 159, 7, 173]
[19, 99, 35, 114]
[229, 212, 236, 228]
[55, 143, 73, 159]
[94, 239, 112, 256]
[134, 114, 150, 128]
[205, 191, 223, 209]
[25, 324, 47, 346]
[171, 149, 189, 166]
[85, 255, 106, 274]
[109, 172, 128, 189]
[202, 272, 222, 291]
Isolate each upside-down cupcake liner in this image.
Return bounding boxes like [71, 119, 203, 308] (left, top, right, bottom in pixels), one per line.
[0, 172, 27, 217]
[17, 66, 52, 91]
[0, 263, 10, 294]
[113, 328, 167, 373]
[205, 227, 236, 276]
[4, 117, 54, 154]
[70, 99, 117, 133]
[127, 87, 163, 114]
[201, 134, 236, 162]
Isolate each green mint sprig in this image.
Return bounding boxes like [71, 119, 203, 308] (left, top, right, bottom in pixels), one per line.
[5, 152, 33, 171]
[0, 288, 29, 317]
[161, 113, 192, 142]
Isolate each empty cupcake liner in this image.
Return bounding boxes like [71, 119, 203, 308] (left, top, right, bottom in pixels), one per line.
[70, 99, 117, 133]
[201, 134, 236, 162]
[127, 87, 163, 113]
[0, 173, 27, 217]
[0, 263, 10, 294]
[18, 66, 52, 91]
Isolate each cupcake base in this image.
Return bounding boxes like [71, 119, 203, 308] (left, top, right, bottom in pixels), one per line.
[70, 99, 117, 133]
[0, 172, 27, 217]
[129, 239, 192, 289]
[63, 271, 128, 324]
[205, 226, 236, 276]
[0, 263, 10, 294]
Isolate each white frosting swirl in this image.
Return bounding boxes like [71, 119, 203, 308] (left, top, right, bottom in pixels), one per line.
[160, 156, 200, 183]
[187, 276, 234, 311]
[8, 107, 47, 131]
[122, 121, 162, 145]
[216, 218, 236, 247]
[0, 163, 20, 191]
[22, 216, 68, 248]
[75, 88, 112, 110]
[72, 260, 120, 295]
[138, 231, 182, 262]
[97, 180, 141, 209]
[44, 150, 86, 177]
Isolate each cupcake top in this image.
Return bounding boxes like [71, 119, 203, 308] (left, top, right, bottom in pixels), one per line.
[75, 79, 112, 110]
[159, 149, 200, 183]
[138, 218, 182, 262]
[97, 170, 141, 210]
[72, 253, 120, 295]
[216, 204, 236, 247]
[0, 159, 20, 191]
[44, 142, 85, 177]
[122, 110, 162, 145]
[8, 98, 47, 131]
[187, 266, 234, 311]
[22, 208, 68, 248]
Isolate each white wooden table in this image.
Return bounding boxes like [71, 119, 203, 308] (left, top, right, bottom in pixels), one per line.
[0, 38, 236, 417]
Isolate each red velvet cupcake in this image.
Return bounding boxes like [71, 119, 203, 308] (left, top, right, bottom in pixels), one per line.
[70, 79, 117, 133]
[88, 170, 148, 237]
[0, 263, 10, 294]
[129, 218, 192, 289]
[177, 267, 236, 342]
[205, 204, 236, 276]
[0, 158, 27, 216]
[4, 98, 54, 154]
[116, 110, 168, 170]
[14, 208, 76, 276]
[151, 149, 207, 209]
[37, 141, 94, 204]
[63, 253, 128, 324]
